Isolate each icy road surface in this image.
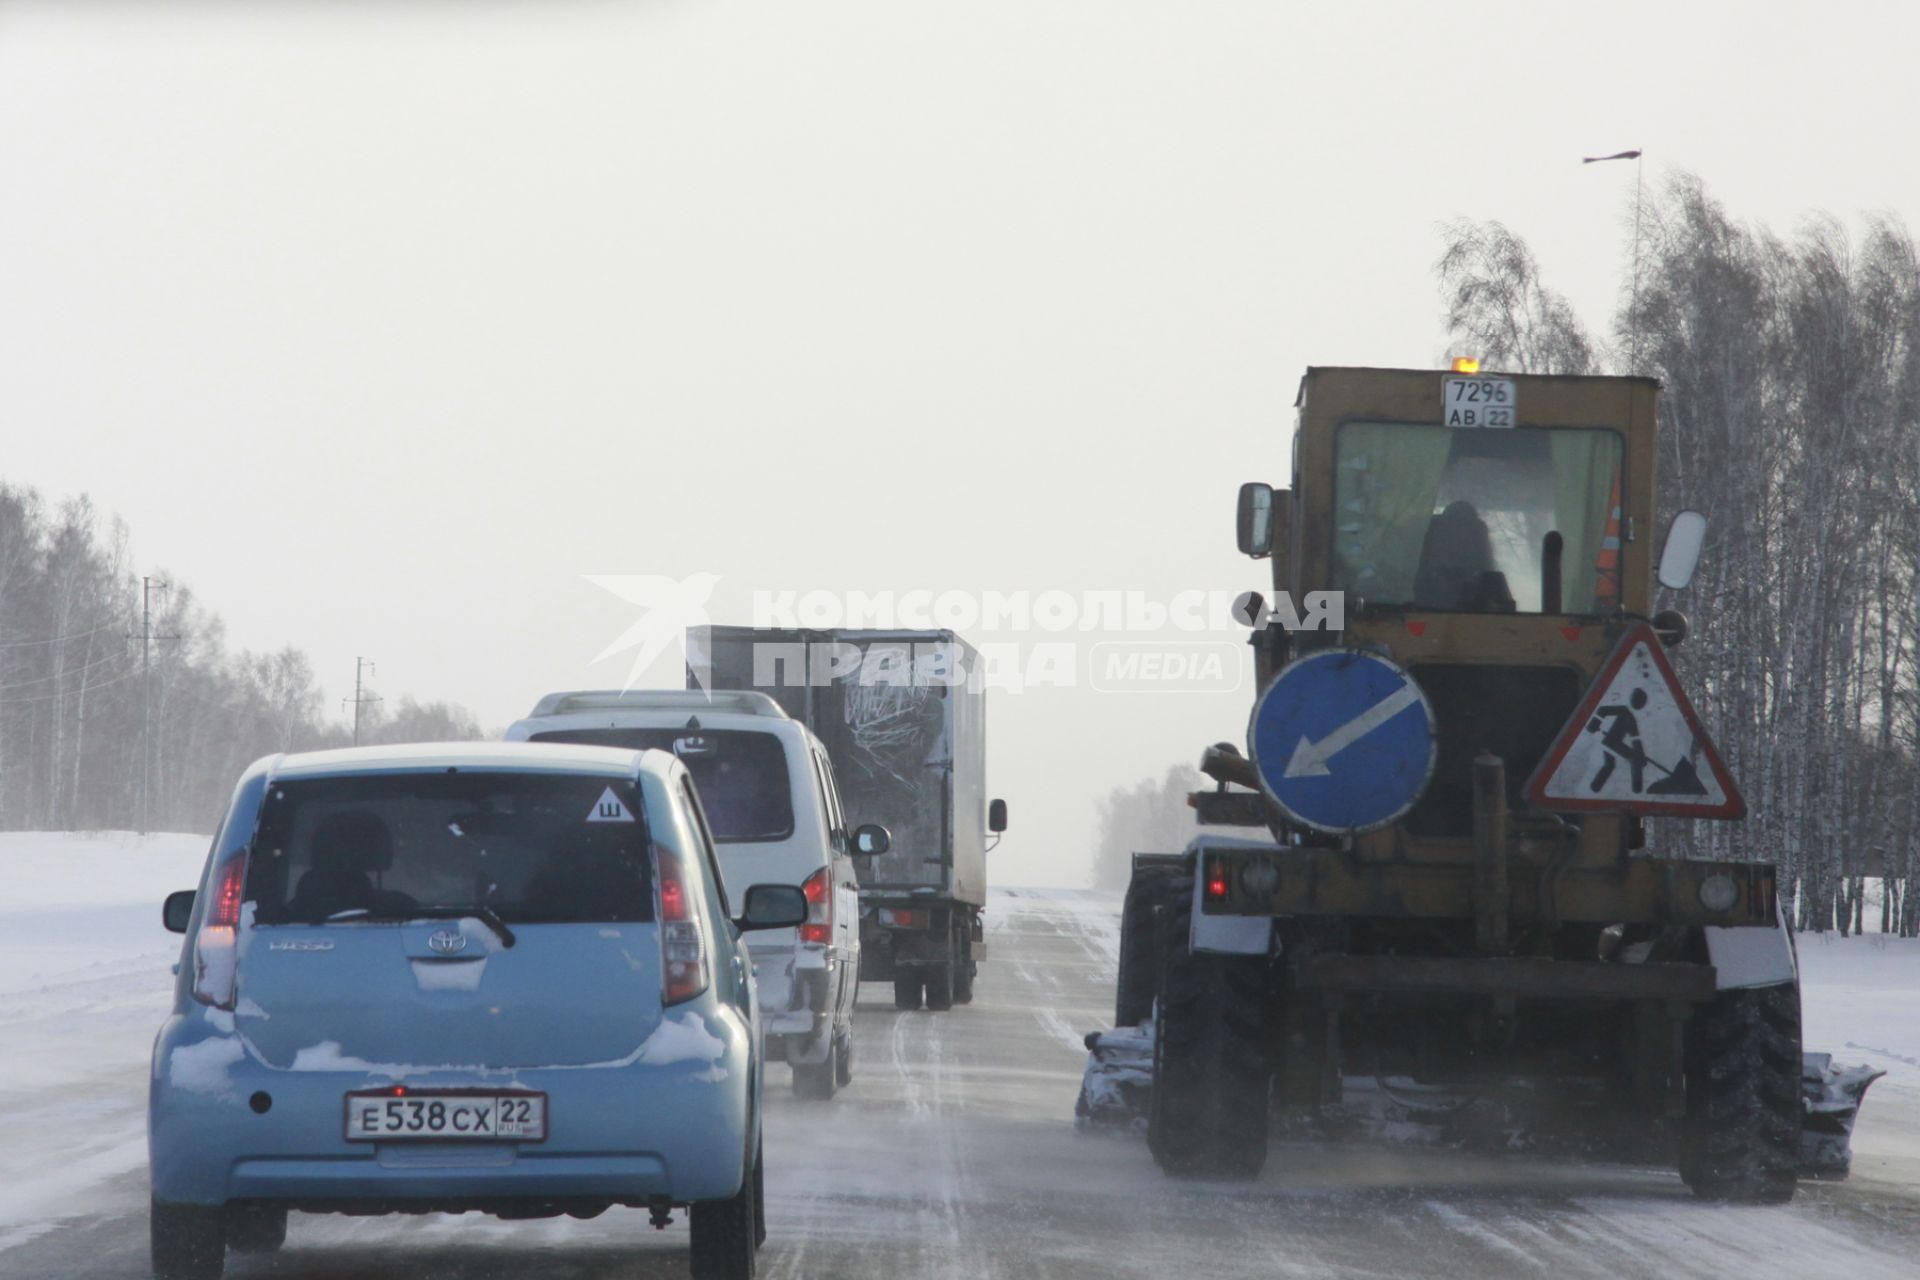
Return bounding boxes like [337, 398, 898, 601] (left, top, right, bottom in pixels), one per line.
[2, 841, 1919, 1278]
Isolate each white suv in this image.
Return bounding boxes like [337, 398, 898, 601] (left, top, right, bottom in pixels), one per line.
[507, 691, 886, 1098]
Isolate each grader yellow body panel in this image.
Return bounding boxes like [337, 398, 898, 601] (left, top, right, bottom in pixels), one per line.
[1214, 367, 1769, 929]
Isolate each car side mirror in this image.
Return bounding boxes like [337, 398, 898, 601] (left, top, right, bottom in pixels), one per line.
[1658, 510, 1707, 590]
[163, 890, 196, 934]
[851, 823, 891, 857]
[1236, 482, 1275, 558]
[737, 883, 808, 932]
[988, 798, 1008, 833]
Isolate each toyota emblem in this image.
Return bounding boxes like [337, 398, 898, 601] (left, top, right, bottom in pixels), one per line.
[427, 928, 468, 955]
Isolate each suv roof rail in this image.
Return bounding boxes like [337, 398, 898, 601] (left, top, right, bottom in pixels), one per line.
[527, 689, 791, 720]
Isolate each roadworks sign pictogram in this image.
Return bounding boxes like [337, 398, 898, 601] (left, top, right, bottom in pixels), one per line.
[1524, 622, 1745, 819]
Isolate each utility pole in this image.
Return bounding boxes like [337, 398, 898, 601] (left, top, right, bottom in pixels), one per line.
[345, 657, 380, 746]
[129, 576, 178, 836]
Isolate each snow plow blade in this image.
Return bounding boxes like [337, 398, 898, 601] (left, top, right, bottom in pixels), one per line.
[1800, 1052, 1884, 1179]
[1075, 1024, 1153, 1128]
[1080, 1025, 1883, 1180]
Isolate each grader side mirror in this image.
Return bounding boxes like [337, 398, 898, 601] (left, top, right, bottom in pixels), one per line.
[1236, 483, 1276, 558]
[1658, 510, 1708, 590]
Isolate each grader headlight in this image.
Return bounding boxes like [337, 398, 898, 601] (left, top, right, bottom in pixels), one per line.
[1698, 873, 1739, 914]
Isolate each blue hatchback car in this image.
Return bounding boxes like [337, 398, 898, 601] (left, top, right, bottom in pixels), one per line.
[149, 742, 807, 1280]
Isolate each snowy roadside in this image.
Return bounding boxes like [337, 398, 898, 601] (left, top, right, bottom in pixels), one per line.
[1796, 931, 1920, 1183]
[0, 833, 208, 1248]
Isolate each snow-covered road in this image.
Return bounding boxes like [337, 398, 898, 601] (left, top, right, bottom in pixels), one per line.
[2, 840, 1919, 1278]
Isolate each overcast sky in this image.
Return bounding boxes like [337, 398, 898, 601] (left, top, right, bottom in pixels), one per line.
[2, 1, 1913, 885]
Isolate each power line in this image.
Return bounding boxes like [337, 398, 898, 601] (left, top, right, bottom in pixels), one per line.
[0, 651, 133, 693]
[0, 666, 143, 707]
[0, 620, 127, 649]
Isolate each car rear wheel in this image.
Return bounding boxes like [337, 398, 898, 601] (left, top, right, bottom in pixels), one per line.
[225, 1204, 287, 1255]
[833, 1027, 854, 1088]
[753, 1139, 766, 1248]
[690, 1140, 760, 1280]
[893, 974, 923, 1011]
[793, 1036, 839, 1100]
[151, 1198, 225, 1280]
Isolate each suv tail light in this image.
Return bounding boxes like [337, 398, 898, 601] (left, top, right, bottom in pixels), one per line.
[799, 867, 831, 946]
[192, 856, 247, 1010]
[656, 848, 710, 1006]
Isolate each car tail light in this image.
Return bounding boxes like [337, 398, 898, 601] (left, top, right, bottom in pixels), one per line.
[655, 848, 709, 1006]
[192, 856, 247, 1010]
[799, 867, 831, 946]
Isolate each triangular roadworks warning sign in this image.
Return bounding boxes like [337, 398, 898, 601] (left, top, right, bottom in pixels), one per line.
[1523, 622, 1745, 819]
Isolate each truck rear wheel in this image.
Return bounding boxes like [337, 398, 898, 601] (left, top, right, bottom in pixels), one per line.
[953, 932, 976, 1005]
[924, 963, 955, 1011]
[1680, 982, 1802, 1204]
[1116, 867, 1181, 1027]
[893, 974, 923, 1011]
[1147, 887, 1270, 1179]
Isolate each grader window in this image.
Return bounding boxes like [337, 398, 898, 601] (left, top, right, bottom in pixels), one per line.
[1332, 422, 1623, 614]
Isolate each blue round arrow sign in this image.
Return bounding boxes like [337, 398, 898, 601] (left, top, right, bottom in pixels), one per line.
[1248, 649, 1437, 834]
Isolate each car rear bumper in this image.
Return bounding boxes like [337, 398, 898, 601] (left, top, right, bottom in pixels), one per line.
[149, 1008, 754, 1210]
[750, 946, 840, 1058]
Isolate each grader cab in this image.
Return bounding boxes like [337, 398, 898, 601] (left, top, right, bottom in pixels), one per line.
[1085, 366, 1877, 1201]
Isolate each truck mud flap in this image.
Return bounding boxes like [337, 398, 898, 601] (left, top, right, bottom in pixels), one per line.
[1801, 1052, 1884, 1179]
[1075, 1024, 1154, 1128]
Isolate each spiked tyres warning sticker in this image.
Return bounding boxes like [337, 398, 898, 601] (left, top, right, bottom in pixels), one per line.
[1523, 621, 1745, 819]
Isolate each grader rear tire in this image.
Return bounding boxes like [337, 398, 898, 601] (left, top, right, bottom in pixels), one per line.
[1146, 887, 1270, 1179]
[1115, 867, 1181, 1028]
[1679, 981, 1802, 1204]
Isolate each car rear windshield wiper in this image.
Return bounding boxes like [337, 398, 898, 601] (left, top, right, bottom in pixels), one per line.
[321, 904, 517, 948]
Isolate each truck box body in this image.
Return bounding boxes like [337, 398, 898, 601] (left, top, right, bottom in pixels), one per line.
[688, 626, 987, 909]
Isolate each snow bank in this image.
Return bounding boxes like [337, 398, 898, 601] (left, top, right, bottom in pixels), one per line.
[0, 832, 210, 1239]
[1797, 932, 1920, 1087]
[0, 830, 208, 908]
[0, 831, 209, 998]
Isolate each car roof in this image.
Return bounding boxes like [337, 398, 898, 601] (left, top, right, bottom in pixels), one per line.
[526, 690, 789, 719]
[269, 740, 668, 782]
[508, 708, 819, 750]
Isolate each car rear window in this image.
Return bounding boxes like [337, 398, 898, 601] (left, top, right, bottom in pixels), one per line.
[245, 772, 654, 926]
[527, 728, 794, 843]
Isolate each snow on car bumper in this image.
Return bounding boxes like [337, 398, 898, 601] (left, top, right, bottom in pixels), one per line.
[148, 1008, 753, 1209]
